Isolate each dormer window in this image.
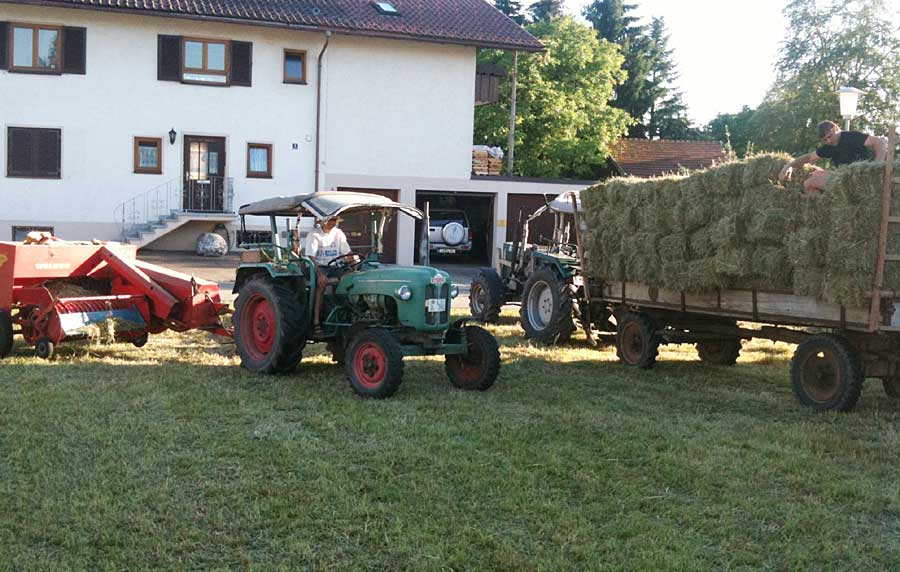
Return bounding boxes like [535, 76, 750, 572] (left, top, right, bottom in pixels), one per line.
[373, 2, 400, 15]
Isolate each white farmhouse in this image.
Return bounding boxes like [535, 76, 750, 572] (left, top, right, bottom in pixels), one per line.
[0, 0, 590, 265]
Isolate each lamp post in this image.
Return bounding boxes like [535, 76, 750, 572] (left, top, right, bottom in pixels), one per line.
[835, 87, 866, 130]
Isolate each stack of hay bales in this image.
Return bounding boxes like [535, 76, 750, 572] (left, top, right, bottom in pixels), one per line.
[582, 154, 900, 308]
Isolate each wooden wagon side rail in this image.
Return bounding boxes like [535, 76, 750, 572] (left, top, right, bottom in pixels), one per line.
[869, 124, 898, 331]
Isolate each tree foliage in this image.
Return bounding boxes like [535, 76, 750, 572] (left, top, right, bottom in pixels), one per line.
[704, 106, 758, 158]
[527, 0, 565, 23]
[493, 0, 525, 25]
[474, 16, 632, 179]
[748, 0, 900, 154]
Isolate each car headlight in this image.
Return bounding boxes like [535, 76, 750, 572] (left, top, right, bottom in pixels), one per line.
[396, 285, 412, 301]
[449, 284, 459, 299]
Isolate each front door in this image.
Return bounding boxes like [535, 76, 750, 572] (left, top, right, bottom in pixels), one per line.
[183, 136, 227, 212]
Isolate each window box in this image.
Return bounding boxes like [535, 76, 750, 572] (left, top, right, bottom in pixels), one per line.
[283, 50, 307, 84]
[7, 127, 61, 179]
[247, 143, 272, 178]
[134, 137, 162, 174]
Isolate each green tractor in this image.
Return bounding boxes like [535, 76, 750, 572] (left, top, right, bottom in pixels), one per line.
[233, 191, 501, 398]
[469, 190, 606, 344]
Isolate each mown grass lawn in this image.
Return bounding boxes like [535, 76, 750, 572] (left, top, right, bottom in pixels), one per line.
[1, 310, 898, 571]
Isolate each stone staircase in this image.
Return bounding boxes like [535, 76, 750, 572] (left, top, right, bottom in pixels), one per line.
[114, 177, 237, 249]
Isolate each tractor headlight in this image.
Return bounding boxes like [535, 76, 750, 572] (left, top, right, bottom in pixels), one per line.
[396, 285, 413, 301]
[449, 284, 459, 299]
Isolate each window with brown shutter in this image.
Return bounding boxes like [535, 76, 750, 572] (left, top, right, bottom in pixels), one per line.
[9, 23, 62, 73]
[7, 127, 61, 179]
[182, 37, 230, 85]
[247, 143, 272, 178]
[158, 35, 251, 86]
[133, 137, 162, 174]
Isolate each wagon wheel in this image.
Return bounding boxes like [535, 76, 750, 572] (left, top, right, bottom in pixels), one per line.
[882, 376, 900, 399]
[696, 339, 742, 366]
[790, 334, 864, 412]
[615, 312, 659, 369]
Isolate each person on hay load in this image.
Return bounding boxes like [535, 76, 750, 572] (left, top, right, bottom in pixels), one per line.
[778, 120, 888, 194]
[302, 215, 358, 334]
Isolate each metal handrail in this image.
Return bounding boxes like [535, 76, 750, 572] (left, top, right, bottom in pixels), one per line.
[113, 177, 235, 241]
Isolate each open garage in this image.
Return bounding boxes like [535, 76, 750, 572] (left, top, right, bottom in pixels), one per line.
[414, 191, 495, 265]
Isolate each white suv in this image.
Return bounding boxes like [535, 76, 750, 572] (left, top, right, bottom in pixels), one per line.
[428, 209, 473, 256]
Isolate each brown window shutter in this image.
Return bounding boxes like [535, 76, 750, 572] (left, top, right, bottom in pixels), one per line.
[62, 27, 87, 74]
[0, 23, 8, 70]
[231, 41, 252, 87]
[157, 35, 182, 81]
[36, 130, 62, 178]
[7, 128, 35, 177]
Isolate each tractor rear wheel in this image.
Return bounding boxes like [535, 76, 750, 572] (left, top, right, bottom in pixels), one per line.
[233, 277, 307, 374]
[790, 334, 863, 412]
[0, 311, 13, 359]
[469, 269, 505, 323]
[345, 329, 404, 399]
[615, 312, 659, 369]
[696, 339, 742, 365]
[445, 325, 501, 391]
[519, 269, 576, 344]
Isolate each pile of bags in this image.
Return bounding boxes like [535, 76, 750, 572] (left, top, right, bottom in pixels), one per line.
[581, 154, 900, 308]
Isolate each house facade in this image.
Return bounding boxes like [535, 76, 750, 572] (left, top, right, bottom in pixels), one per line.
[0, 0, 588, 265]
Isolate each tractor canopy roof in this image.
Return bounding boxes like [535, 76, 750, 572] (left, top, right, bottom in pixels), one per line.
[238, 191, 424, 220]
[529, 190, 583, 219]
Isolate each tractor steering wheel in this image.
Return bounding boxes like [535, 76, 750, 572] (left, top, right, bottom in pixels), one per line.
[327, 252, 364, 270]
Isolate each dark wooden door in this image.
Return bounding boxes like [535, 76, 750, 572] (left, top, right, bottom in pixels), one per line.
[184, 136, 227, 211]
[336, 187, 399, 263]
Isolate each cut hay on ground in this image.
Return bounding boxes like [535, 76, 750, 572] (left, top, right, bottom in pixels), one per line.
[582, 154, 900, 307]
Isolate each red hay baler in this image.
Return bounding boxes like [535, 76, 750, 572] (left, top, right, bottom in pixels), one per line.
[0, 241, 231, 359]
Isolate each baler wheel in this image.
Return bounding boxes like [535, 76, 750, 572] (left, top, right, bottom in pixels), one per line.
[0, 311, 13, 359]
[35, 337, 55, 360]
[132, 333, 149, 348]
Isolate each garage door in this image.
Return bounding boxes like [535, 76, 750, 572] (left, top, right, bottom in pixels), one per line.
[506, 193, 557, 243]
[415, 191, 494, 265]
[336, 187, 399, 263]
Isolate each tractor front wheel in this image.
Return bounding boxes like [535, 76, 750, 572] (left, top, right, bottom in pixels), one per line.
[790, 334, 863, 412]
[0, 311, 13, 359]
[345, 330, 404, 399]
[519, 269, 576, 344]
[469, 269, 505, 323]
[233, 277, 307, 374]
[445, 325, 501, 391]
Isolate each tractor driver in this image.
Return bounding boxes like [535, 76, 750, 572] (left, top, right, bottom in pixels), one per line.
[304, 216, 359, 333]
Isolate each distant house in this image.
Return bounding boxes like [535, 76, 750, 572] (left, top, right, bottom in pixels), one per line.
[610, 139, 727, 178]
[2, 0, 599, 266]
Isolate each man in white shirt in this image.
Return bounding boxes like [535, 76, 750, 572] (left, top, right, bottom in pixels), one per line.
[303, 216, 357, 331]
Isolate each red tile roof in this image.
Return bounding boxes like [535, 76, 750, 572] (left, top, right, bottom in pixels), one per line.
[611, 139, 727, 178]
[7, 0, 543, 51]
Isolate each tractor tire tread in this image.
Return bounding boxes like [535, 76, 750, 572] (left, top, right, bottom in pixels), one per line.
[233, 276, 307, 374]
[445, 325, 501, 391]
[519, 269, 576, 345]
[0, 311, 13, 359]
[469, 268, 505, 323]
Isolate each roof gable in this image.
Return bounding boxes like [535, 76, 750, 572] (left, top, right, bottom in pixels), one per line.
[5, 0, 544, 51]
[611, 138, 727, 178]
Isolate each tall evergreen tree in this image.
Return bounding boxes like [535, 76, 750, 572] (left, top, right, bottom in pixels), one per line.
[645, 17, 695, 139]
[527, 0, 564, 23]
[494, 0, 525, 25]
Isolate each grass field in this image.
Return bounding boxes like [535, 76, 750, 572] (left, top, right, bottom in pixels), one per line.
[1, 310, 899, 571]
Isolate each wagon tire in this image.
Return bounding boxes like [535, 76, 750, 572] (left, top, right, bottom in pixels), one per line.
[35, 337, 55, 360]
[790, 334, 863, 412]
[469, 269, 505, 323]
[615, 312, 659, 369]
[519, 269, 576, 345]
[882, 377, 900, 400]
[233, 277, 307, 374]
[445, 325, 501, 391]
[0, 311, 13, 359]
[345, 329, 404, 399]
[696, 339, 742, 366]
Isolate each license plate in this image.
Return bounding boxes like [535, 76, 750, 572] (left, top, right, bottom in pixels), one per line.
[437, 248, 456, 254]
[426, 298, 446, 312]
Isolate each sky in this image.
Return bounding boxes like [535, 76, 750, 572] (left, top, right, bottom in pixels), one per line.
[524, 0, 899, 126]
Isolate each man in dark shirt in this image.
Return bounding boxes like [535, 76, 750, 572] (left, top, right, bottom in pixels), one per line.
[778, 120, 887, 193]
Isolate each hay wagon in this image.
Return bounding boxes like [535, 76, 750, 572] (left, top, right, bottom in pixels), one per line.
[579, 128, 900, 412]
